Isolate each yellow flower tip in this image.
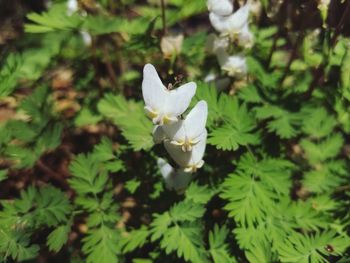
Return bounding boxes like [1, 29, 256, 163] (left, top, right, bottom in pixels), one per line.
[144, 106, 159, 119]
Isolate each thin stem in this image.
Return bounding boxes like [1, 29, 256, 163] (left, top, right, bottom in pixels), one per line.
[36, 160, 69, 190]
[160, 0, 167, 35]
[331, 0, 350, 47]
[304, 0, 350, 99]
[102, 45, 118, 88]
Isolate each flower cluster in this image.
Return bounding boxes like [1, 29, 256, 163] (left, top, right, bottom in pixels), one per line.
[207, 0, 253, 77]
[142, 64, 208, 191]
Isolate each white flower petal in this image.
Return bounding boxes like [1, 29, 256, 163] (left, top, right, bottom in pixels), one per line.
[206, 33, 229, 53]
[221, 55, 247, 77]
[164, 130, 207, 172]
[67, 0, 78, 15]
[142, 64, 168, 113]
[164, 82, 197, 117]
[207, 0, 233, 16]
[216, 48, 230, 67]
[142, 64, 196, 125]
[184, 100, 208, 140]
[80, 31, 92, 46]
[157, 158, 192, 193]
[157, 158, 173, 179]
[209, 3, 250, 36]
[216, 49, 247, 76]
[162, 101, 207, 151]
[238, 24, 254, 48]
[152, 125, 166, 144]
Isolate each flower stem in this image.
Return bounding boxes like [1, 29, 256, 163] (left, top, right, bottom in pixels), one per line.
[160, 0, 167, 35]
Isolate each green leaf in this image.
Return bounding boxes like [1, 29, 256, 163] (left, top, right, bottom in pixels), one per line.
[0, 170, 7, 182]
[169, 201, 205, 223]
[4, 145, 38, 169]
[278, 232, 349, 263]
[125, 179, 141, 194]
[25, 4, 82, 33]
[300, 133, 344, 164]
[0, 229, 39, 261]
[256, 105, 301, 139]
[302, 160, 347, 193]
[30, 186, 72, 227]
[209, 225, 236, 263]
[208, 97, 259, 151]
[185, 182, 214, 205]
[69, 154, 108, 194]
[301, 107, 336, 139]
[221, 171, 275, 226]
[221, 154, 294, 226]
[159, 223, 207, 263]
[0, 53, 21, 97]
[75, 107, 102, 127]
[98, 94, 153, 151]
[238, 84, 263, 103]
[120, 226, 149, 253]
[47, 224, 71, 252]
[82, 226, 120, 263]
[245, 240, 277, 263]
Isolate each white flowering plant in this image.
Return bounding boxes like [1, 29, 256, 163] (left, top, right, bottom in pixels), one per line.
[0, 0, 350, 262]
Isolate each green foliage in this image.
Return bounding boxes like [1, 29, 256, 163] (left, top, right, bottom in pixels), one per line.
[221, 154, 294, 226]
[278, 231, 349, 263]
[0, 185, 72, 260]
[25, 4, 82, 33]
[68, 139, 123, 262]
[209, 225, 236, 263]
[1, 85, 63, 169]
[300, 133, 344, 164]
[120, 226, 150, 253]
[47, 224, 71, 252]
[301, 107, 337, 138]
[151, 200, 207, 262]
[0, 230, 39, 262]
[194, 83, 259, 150]
[255, 104, 301, 139]
[0, 53, 21, 97]
[98, 94, 153, 151]
[1, 1, 350, 262]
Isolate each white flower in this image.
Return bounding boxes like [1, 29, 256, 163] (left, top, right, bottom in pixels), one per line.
[238, 24, 254, 48]
[152, 125, 165, 144]
[142, 64, 196, 125]
[157, 158, 191, 193]
[162, 100, 208, 152]
[164, 130, 207, 173]
[209, 3, 250, 37]
[206, 33, 229, 53]
[80, 31, 92, 46]
[207, 0, 233, 16]
[67, 0, 78, 15]
[216, 49, 247, 77]
[160, 34, 184, 58]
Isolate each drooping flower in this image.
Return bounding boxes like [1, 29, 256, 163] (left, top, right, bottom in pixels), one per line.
[80, 31, 92, 46]
[142, 64, 196, 125]
[206, 33, 229, 53]
[152, 125, 165, 144]
[160, 34, 184, 58]
[209, 3, 250, 37]
[216, 48, 247, 77]
[162, 100, 208, 152]
[157, 158, 192, 193]
[238, 24, 254, 48]
[207, 0, 233, 16]
[67, 0, 78, 15]
[164, 130, 207, 173]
